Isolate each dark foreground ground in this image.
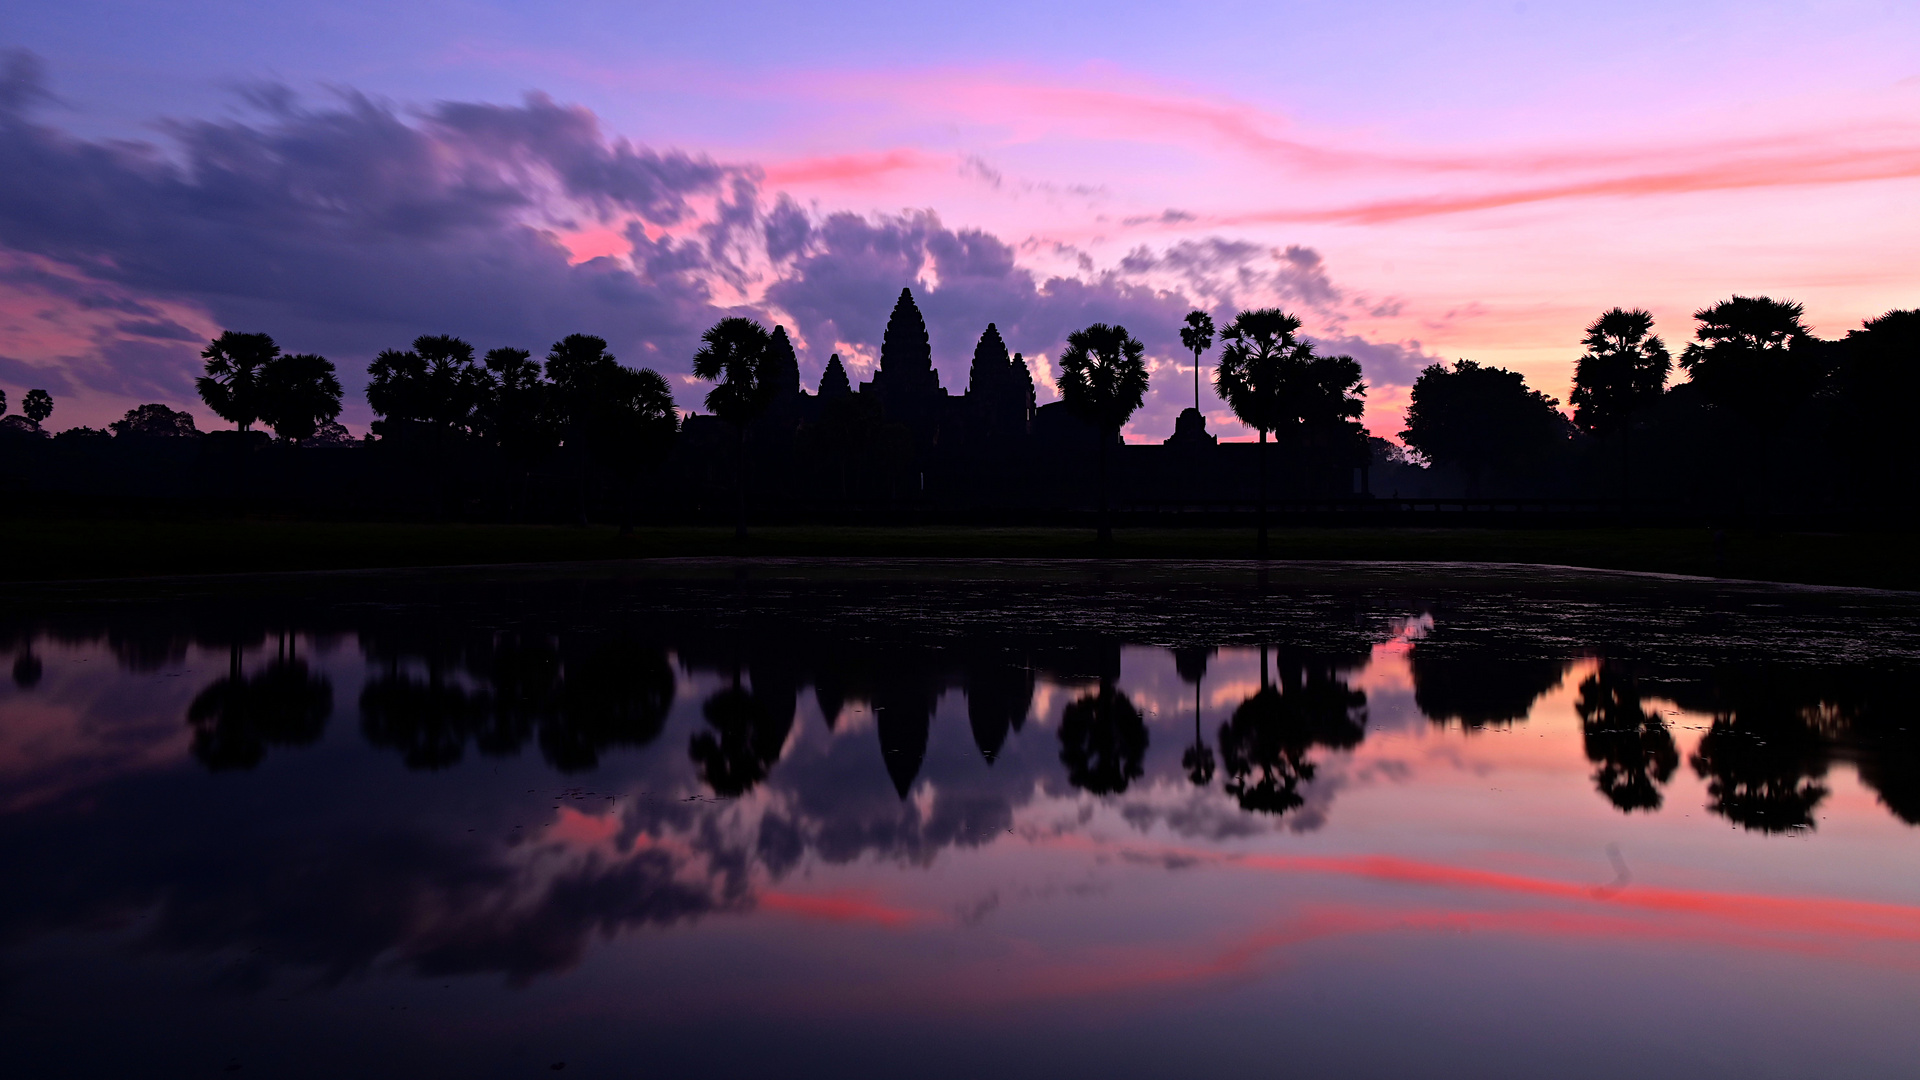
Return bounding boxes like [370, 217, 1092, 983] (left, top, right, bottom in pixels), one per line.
[2, 518, 1914, 589]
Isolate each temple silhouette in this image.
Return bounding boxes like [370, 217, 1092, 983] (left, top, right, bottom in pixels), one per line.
[675, 287, 1371, 516]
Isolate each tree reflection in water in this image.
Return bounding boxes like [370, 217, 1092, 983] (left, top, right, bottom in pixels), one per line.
[1217, 646, 1366, 815]
[1682, 668, 1834, 833]
[188, 635, 333, 771]
[1412, 651, 1570, 731]
[358, 627, 676, 773]
[691, 681, 794, 797]
[1576, 663, 1679, 812]
[1176, 647, 1215, 786]
[1058, 682, 1149, 794]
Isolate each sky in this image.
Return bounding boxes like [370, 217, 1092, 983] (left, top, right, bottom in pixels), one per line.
[1, 0, 1917, 440]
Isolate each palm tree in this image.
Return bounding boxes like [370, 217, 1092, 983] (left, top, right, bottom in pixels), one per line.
[1175, 647, 1215, 786]
[1212, 309, 1300, 557]
[479, 346, 558, 517]
[1056, 323, 1149, 547]
[1569, 308, 1669, 503]
[1179, 310, 1215, 415]
[587, 365, 680, 534]
[257, 353, 344, 442]
[197, 331, 280, 431]
[1678, 295, 1816, 510]
[691, 317, 775, 540]
[21, 388, 53, 428]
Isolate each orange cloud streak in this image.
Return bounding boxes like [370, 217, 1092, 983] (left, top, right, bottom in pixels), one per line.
[762, 149, 934, 187]
[1223, 143, 1920, 225]
[758, 889, 932, 929]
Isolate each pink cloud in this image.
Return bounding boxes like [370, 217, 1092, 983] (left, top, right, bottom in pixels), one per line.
[763, 149, 935, 188]
[758, 889, 932, 929]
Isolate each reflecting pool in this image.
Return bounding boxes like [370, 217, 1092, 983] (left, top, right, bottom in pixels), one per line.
[4, 560, 1920, 1078]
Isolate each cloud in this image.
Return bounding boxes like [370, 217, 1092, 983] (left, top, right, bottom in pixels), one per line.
[763, 208, 1193, 397]
[0, 50, 1437, 437]
[1305, 332, 1439, 390]
[0, 52, 739, 416]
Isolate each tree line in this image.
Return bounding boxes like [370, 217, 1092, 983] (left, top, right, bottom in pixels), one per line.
[1398, 297, 1920, 512]
[5, 290, 1916, 526]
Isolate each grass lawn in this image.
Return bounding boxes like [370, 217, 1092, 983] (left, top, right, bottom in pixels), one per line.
[2, 518, 1915, 590]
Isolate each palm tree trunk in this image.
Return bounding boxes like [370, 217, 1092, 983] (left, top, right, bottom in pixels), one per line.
[1097, 424, 1112, 549]
[735, 423, 748, 542]
[1257, 428, 1269, 559]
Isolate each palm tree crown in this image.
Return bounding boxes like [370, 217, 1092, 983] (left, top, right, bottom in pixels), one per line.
[1212, 308, 1301, 434]
[1570, 307, 1669, 437]
[1056, 323, 1148, 433]
[692, 317, 775, 426]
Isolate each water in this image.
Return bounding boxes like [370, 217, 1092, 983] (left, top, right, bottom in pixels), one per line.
[4, 560, 1919, 1078]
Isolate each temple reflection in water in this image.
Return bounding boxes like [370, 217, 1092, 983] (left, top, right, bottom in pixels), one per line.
[5, 563, 1920, 1078]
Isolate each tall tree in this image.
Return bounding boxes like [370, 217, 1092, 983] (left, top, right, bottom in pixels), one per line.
[21, 388, 53, 427]
[1569, 307, 1670, 501]
[1176, 647, 1215, 786]
[1401, 359, 1570, 494]
[1058, 682, 1149, 795]
[197, 331, 279, 431]
[366, 334, 488, 440]
[1678, 295, 1819, 507]
[1833, 309, 1920, 503]
[110, 404, 199, 438]
[1056, 323, 1149, 547]
[1212, 308, 1299, 557]
[544, 334, 623, 524]
[479, 346, 558, 515]
[257, 353, 343, 442]
[1179, 310, 1215, 414]
[692, 317, 776, 540]
[585, 364, 680, 534]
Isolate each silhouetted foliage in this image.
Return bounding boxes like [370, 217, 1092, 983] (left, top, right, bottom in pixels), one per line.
[1570, 308, 1670, 437]
[188, 648, 333, 771]
[258, 353, 344, 442]
[690, 681, 795, 797]
[1058, 683, 1149, 795]
[21, 388, 52, 425]
[538, 642, 676, 772]
[1175, 646, 1215, 786]
[479, 345, 559, 498]
[1576, 664, 1678, 812]
[1685, 668, 1833, 833]
[1411, 652, 1569, 730]
[692, 317, 776, 539]
[1679, 295, 1817, 421]
[111, 403, 199, 438]
[1179, 309, 1215, 413]
[1214, 309, 1297, 555]
[1217, 653, 1366, 815]
[198, 332, 278, 431]
[1402, 360, 1571, 493]
[368, 334, 489, 439]
[1831, 309, 1920, 502]
[360, 670, 495, 770]
[1057, 322, 1148, 546]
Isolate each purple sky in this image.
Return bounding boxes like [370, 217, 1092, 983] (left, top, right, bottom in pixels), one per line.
[2, 1, 1917, 439]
